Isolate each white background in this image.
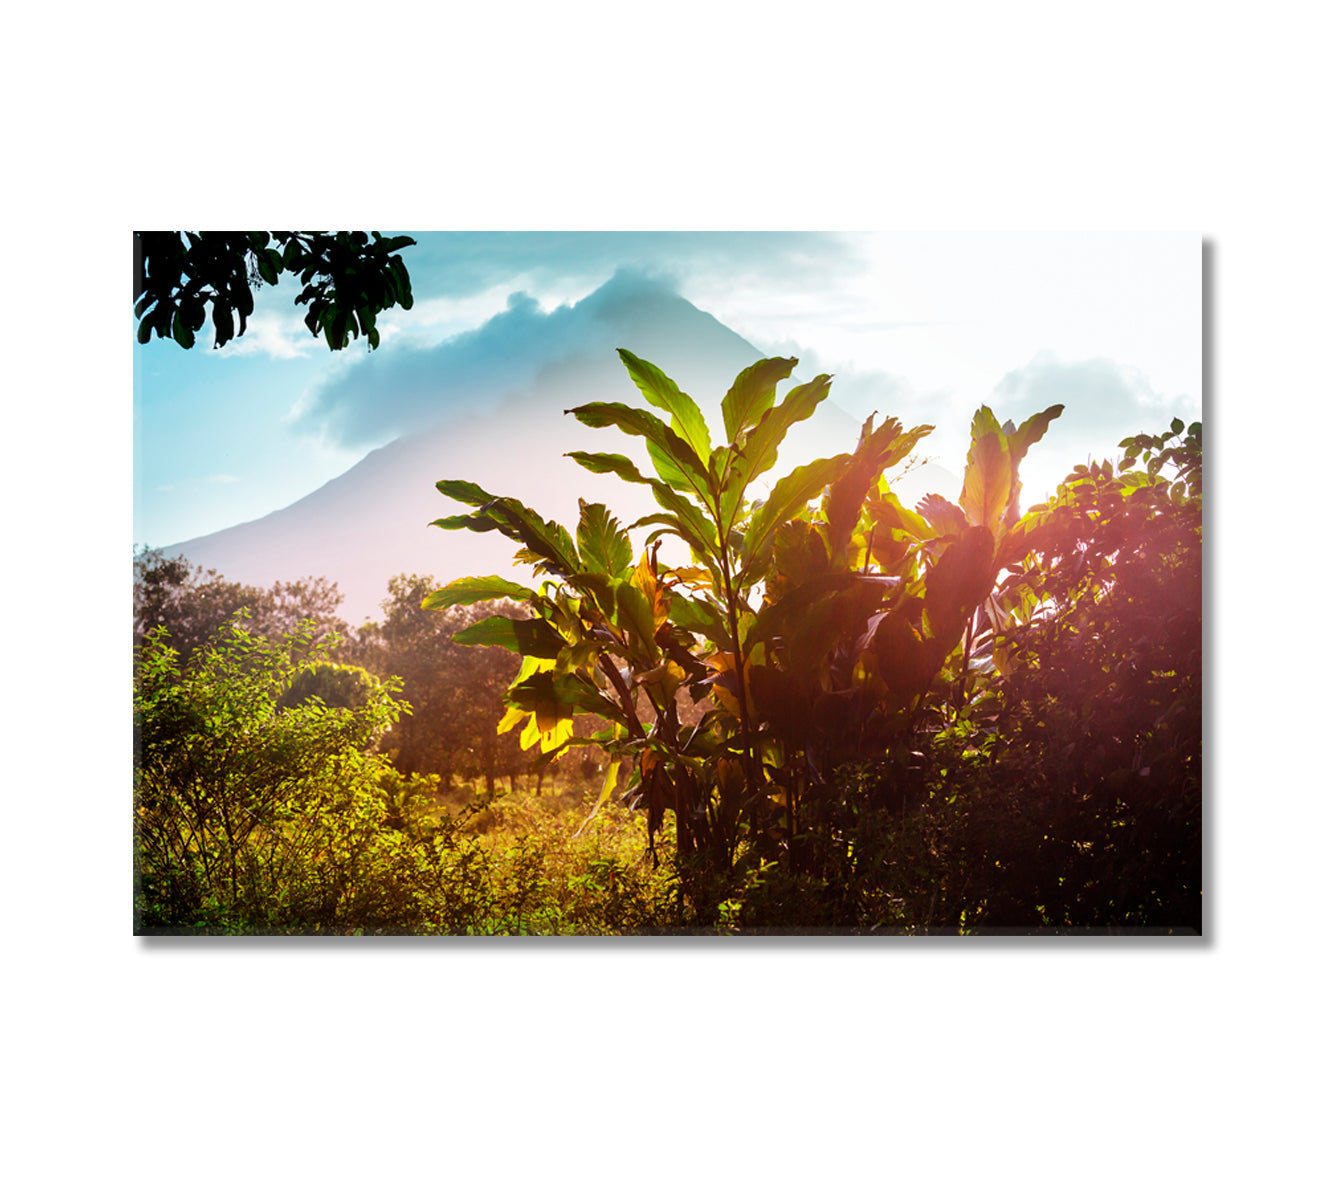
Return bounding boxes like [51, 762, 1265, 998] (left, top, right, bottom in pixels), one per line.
[3, 3, 1326, 1196]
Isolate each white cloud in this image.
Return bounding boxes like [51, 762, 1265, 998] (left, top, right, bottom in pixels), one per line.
[211, 310, 313, 360]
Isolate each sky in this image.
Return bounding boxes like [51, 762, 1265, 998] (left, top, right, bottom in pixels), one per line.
[133, 231, 1201, 551]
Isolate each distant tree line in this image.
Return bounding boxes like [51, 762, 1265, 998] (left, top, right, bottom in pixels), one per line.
[133, 551, 566, 798]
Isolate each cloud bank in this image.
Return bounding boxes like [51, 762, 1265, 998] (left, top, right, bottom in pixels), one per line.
[984, 351, 1200, 498]
[289, 268, 763, 449]
[393, 231, 857, 300]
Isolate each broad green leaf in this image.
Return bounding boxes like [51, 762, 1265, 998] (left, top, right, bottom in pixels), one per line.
[568, 572, 619, 624]
[628, 510, 715, 565]
[648, 482, 719, 559]
[769, 519, 830, 594]
[923, 526, 995, 647]
[566, 451, 654, 486]
[960, 406, 1011, 533]
[433, 488, 579, 579]
[256, 248, 281, 286]
[868, 490, 933, 542]
[668, 592, 728, 646]
[745, 571, 868, 658]
[916, 494, 967, 536]
[555, 638, 605, 677]
[567, 401, 710, 498]
[453, 615, 567, 658]
[435, 478, 496, 506]
[868, 608, 940, 705]
[720, 374, 832, 533]
[995, 523, 1040, 569]
[212, 301, 234, 347]
[577, 500, 634, 577]
[1008, 402, 1061, 458]
[823, 416, 934, 562]
[721, 356, 798, 443]
[737, 455, 850, 587]
[1002, 404, 1063, 525]
[508, 668, 624, 725]
[422, 576, 539, 610]
[617, 349, 713, 462]
[613, 581, 658, 661]
[171, 308, 194, 349]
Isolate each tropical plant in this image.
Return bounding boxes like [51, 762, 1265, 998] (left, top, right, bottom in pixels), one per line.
[426, 350, 1064, 913]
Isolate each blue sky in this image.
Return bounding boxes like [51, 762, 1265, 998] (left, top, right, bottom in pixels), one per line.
[133, 231, 1200, 549]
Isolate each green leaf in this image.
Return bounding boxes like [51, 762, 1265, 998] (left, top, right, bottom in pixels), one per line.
[745, 571, 869, 658]
[577, 500, 634, 577]
[453, 615, 566, 658]
[256, 250, 280, 286]
[669, 592, 727, 646]
[916, 494, 967, 536]
[628, 511, 715, 565]
[613, 581, 658, 659]
[823, 416, 934, 562]
[171, 308, 194, 349]
[1002, 404, 1063, 525]
[720, 374, 832, 533]
[507, 667, 624, 725]
[721, 356, 798, 443]
[960, 406, 1011, 532]
[435, 479, 496, 507]
[737, 455, 850, 586]
[422, 576, 539, 610]
[567, 401, 710, 498]
[617, 349, 713, 462]
[211, 300, 234, 347]
[568, 572, 618, 623]
[432, 482, 579, 578]
[923, 526, 995, 647]
[647, 482, 719, 560]
[566, 451, 654, 486]
[1171, 416, 1185, 435]
[868, 490, 933, 542]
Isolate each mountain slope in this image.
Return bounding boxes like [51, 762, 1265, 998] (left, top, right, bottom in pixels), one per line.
[168, 274, 961, 623]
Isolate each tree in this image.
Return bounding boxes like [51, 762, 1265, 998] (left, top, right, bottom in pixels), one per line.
[350, 574, 534, 796]
[133, 230, 415, 351]
[134, 548, 347, 666]
[983, 421, 1203, 927]
[134, 620, 411, 930]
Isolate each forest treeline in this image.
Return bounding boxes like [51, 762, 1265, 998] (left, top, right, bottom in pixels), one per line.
[133, 350, 1202, 934]
[134, 555, 567, 796]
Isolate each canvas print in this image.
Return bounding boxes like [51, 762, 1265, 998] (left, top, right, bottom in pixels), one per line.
[133, 232, 1203, 935]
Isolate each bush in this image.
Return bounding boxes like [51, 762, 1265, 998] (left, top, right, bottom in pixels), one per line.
[135, 621, 466, 931]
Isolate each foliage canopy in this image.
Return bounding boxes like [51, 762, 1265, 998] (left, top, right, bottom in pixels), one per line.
[133, 230, 415, 351]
